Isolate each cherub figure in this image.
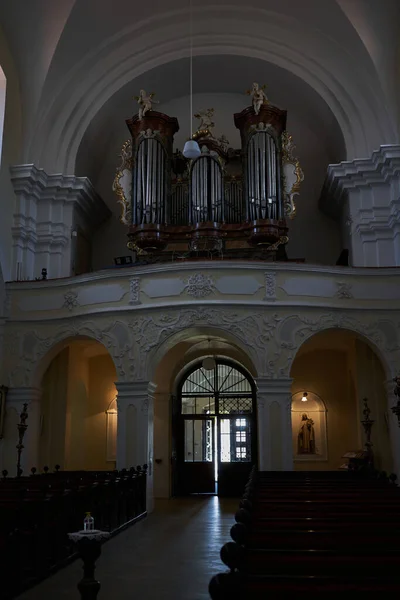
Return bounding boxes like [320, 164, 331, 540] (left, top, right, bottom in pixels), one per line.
[134, 89, 159, 120]
[218, 134, 230, 152]
[194, 108, 215, 133]
[247, 82, 269, 115]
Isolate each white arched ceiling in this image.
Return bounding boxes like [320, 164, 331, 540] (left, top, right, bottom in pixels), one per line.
[75, 55, 345, 187]
[4, 0, 395, 175]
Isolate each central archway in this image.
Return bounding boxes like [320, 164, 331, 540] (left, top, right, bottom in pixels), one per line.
[173, 358, 257, 497]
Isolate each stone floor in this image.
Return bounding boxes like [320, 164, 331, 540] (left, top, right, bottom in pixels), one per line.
[18, 496, 237, 600]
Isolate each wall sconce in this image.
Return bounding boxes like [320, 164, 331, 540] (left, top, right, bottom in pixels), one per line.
[301, 392, 308, 402]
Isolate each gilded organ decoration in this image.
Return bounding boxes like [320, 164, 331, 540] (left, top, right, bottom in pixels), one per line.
[112, 140, 133, 225]
[113, 83, 304, 260]
[281, 131, 304, 219]
[193, 108, 215, 139]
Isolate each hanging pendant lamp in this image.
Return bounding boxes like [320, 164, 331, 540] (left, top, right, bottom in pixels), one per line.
[183, 0, 201, 159]
[202, 338, 216, 371]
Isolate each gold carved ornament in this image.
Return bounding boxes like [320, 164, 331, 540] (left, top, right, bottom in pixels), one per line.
[112, 139, 133, 225]
[281, 131, 304, 220]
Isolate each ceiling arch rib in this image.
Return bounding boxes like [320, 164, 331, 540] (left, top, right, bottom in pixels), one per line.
[26, 8, 395, 175]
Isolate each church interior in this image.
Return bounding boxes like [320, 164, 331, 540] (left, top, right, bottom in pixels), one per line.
[1, 0, 400, 598]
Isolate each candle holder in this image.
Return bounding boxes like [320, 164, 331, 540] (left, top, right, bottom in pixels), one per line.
[16, 403, 28, 477]
[361, 397, 374, 465]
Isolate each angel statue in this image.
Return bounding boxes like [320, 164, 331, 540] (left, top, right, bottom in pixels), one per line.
[194, 108, 215, 134]
[247, 82, 269, 115]
[134, 89, 159, 120]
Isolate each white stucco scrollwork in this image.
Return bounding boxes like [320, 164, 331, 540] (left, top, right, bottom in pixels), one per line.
[270, 312, 400, 380]
[3, 319, 133, 387]
[3, 307, 400, 389]
[183, 273, 215, 298]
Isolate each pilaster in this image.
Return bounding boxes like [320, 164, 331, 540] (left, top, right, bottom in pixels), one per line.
[256, 377, 293, 471]
[321, 145, 400, 267]
[6, 387, 41, 475]
[10, 164, 111, 280]
[385, 379, 400, 478]
[116, 381, 156, 512]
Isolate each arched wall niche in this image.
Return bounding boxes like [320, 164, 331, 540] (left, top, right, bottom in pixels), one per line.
[292, 391, 328, 463]
[28, 6, 394, 174]
[37, 338, 117, 472]
[290, 328, 393, 473]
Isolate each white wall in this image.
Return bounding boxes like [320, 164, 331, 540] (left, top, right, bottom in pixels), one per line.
[90, 92, 341, 270]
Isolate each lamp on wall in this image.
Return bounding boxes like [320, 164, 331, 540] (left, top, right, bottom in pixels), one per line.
[301, 392, 308, 402]
[182, 0, 201, 160]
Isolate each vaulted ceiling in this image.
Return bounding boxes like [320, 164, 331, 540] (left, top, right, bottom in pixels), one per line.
[0, 0, 399, 176]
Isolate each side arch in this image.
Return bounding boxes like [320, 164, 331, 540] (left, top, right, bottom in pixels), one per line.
[147, 324, 259, 384]
[277, 314, 398, 382]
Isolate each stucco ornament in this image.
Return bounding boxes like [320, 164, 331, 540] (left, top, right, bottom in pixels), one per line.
[127, 308, 282, 381]
[3, 309, 400, 389]
[268, 312, 400, 379]
[184, 273, 215, 298]
[3, 320, 133, 387]
[63, 291, 79, 311]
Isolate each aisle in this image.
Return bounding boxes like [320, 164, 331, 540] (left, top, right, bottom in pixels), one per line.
[18, 497, 237, 600]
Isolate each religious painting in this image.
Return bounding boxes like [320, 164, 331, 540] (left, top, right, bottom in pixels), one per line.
[291, 392, 328, 462]
[0, 385, 7, 439]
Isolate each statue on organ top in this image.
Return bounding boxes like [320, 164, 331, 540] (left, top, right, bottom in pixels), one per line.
[247, 82, 269, 115]
[134, 89, 159, 120]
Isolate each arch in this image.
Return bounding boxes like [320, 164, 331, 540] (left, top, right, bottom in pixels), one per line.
[286, 322, 394, 382]
[28, 7, 394, 174]
[32, 333, 119, 388]
[148, 325, 258, 384]
[289, 327, 394, 473]
[38, 336, 118, 471]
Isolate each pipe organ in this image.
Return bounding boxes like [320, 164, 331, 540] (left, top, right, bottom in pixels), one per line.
[114, 85, 303, 261]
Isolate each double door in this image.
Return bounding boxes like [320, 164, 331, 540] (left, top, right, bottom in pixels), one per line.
[180, 414, 254, 495]
[173, 361, 257, 496]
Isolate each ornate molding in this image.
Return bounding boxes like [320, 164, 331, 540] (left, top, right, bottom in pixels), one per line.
[129, 277, 141, 305]
[3, 308, 400, 389]
[183, 273, 215, 298]
[263, 271, 276, 301]
[335, 281, 353, 299]
[63, 291, 79, 311]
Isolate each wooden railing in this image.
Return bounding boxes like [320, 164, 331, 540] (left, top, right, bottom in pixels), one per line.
[0, 465, 147, 599]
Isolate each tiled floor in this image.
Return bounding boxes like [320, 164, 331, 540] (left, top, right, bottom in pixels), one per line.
[18, 496, 237, 600]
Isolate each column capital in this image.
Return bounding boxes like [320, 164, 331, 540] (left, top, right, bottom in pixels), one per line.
[6, 387, 42, 406]
[115, 381, 157, 398]
[256, 377, 292, 393]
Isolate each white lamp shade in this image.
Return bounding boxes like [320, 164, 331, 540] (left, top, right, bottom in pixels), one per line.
[202, 357, 216, 371]
[183, 139, 201, 159]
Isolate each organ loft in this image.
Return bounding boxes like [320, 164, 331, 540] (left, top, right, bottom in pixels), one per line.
[113, 83, 304, 263]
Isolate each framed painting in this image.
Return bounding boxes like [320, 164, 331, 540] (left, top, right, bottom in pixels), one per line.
[0, 385, 8, 439]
